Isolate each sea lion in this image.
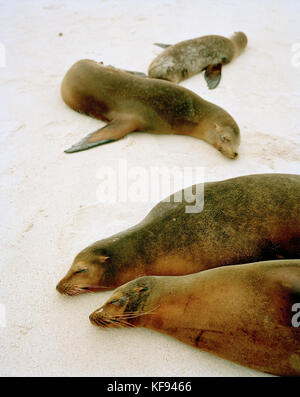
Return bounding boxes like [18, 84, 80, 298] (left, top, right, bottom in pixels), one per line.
[61, 59, 240, 156]
[148, 32, 248, 88]
[56, 173, 300, 296]
[89, 259, 300, 376]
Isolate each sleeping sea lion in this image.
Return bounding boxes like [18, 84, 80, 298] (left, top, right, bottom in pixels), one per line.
[56, 173, 300, 296]
[61, 59, 240, 156]
[148, 32, 247, 88]
[89, 259, 300, 376]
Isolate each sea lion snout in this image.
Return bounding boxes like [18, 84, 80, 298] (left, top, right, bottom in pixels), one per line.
[219, 125, 240, 159]
[89, 308, 105, 326]
[89, 277, 156, 328]
[89, 296, 129, 328]
[226, 150, 239, 159]
[217, 146, 239, 159]
[56, 279, 85, 296]
[56, 250, 112, 295]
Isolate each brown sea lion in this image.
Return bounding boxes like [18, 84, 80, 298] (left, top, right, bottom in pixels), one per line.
[89, 259, 300, 376]
[148, 32, 248, 88]
[61, 59, 240, 156]
[56, 173, 300, 296]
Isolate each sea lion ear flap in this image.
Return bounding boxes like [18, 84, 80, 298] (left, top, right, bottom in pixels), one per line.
[214, 123, 222, 133]
[136, 286, 148, 293]
[100, 255, 111, 264]
[204, 63, 222, 89]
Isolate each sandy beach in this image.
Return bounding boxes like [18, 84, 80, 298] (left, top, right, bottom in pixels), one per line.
[0, 0, 299, 376]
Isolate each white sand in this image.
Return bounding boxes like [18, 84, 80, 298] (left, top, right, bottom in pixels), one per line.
[0, 0, 299, 377]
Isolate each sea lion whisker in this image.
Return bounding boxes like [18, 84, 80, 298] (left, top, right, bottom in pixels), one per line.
[115, 311, 148, 318]
[114, 312, 137, 318]
[112, 318, 136, 328]
[68, 288, 83, 296]
[94, 316, 115, 328]
[97, 317, 109, 328]
[105, 317, 129, 328]
[116, 313, 143, 319]
[102, 320, 113, 328]
[63, 285, 87, 296]
[120, 305, 161, 319]
[110, 310, 137, 316]
[139, 304, 161, 316]
[113, 319, 135, 328]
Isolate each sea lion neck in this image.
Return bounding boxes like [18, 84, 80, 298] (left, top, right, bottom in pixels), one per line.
[136, 274, 200, 329]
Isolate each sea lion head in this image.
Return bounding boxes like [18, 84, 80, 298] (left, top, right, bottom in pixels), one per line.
[148, 58, 181, 83]
[231, 32, 248, 56]
[56, 242, 118, 296]
[204, 116, 241, 159]
[89, 276, 158, 328]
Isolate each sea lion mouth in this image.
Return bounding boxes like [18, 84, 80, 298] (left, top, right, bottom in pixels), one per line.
[56, 284, 109, 296]
[219, 147, 238, 159]
[56, 283, 86, 296]
[228, 151, 238, 159]
[81, 285, 110, 292]
[89, 311, 135, 328]
[89, 304, 160, 328]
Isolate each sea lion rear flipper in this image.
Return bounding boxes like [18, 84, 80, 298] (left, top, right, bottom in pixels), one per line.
[64, 119, 137, 153]
[154, 43, 171, 49]
[204, 63, 222, 89]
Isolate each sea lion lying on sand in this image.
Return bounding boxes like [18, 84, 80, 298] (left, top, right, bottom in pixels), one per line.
[90, 259, 300, 376]
[56, 173, 300, 296]
[148, 32, 247, 88]
[61, 59, 240, 157]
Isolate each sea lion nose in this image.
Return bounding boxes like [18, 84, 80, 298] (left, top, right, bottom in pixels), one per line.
[234, 152, 238, 158]
[89, 312, 97, 324]
[56, 282, 63, 293]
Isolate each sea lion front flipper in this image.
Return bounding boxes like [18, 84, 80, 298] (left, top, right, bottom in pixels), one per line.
[124, 70, 148, 78]
[204, 63, 222, 89]
[154, 43, 171, 49]
[64, 130, 114, 153]
[64, 119, 137, 153]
